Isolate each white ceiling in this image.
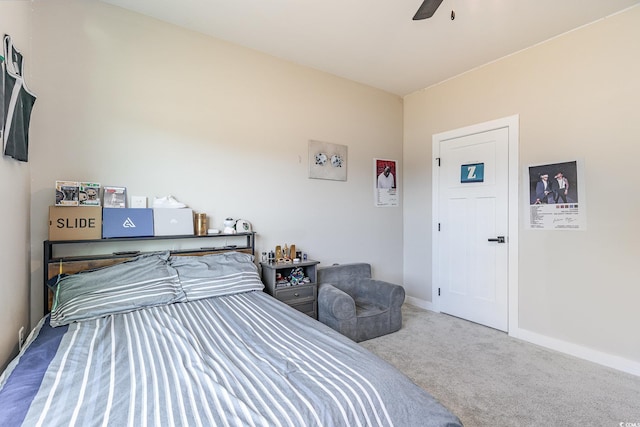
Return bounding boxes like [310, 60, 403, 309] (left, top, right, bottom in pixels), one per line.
[99, 0, 640, 96]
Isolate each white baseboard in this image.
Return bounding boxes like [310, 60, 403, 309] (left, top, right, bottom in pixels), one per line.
[510, 327, 640, 378]
[404, 296, 640, 377]
[404, 295, 433, 311]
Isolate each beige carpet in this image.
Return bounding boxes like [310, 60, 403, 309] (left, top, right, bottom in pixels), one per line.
[360, 304, 640, 427]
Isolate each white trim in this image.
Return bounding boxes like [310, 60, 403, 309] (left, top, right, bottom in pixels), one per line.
[431, 115, 520, 333]
[511, 327, 640, 377]
[428, 117, 640, 377]
[404, 295, 433, 312]
[405, 301, 640, 377]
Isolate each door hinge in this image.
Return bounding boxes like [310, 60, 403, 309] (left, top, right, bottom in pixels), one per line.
[438, 223, 441, 231]
[438, 288, 441, 296]
[436, 157, 441, 167]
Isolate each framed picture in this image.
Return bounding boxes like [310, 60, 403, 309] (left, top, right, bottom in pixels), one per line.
[308, 140, 347, 181]
[374, 158, 399, 207]
[103, 186, 127, 208]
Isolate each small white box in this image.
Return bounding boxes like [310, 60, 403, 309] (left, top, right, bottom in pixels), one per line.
[131, 196, 147, 208]
[153, 208, 194, 236]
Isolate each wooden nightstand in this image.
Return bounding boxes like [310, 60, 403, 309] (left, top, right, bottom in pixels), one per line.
[260, 260, 319, 319]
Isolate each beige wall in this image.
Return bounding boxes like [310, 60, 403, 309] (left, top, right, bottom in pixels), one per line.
[3, 0, 637, 375]
[0, 2, 32, 370]
[26, 1, 403, 328]
[404, 7, 640, 369]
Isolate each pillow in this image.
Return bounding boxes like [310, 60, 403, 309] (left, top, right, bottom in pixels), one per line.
[50, 252, 185, 327]
[169, 251, 264, 301]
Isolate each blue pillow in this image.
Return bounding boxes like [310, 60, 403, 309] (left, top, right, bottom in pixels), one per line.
[50, 252, 184, 327]
[169, 252, 264, 301]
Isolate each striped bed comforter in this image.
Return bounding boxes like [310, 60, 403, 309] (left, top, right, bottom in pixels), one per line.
[0, 291, 461, 427]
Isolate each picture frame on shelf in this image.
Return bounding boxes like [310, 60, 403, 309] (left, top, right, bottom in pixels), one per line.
[103, 186, 127, 208]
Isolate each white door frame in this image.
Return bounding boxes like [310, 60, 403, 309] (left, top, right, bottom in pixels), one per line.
[432, 115, 519, 333]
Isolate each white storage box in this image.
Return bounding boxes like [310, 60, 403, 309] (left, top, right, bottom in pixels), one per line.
[153, 208, 194, 236]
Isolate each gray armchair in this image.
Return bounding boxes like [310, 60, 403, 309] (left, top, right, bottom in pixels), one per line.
[317, 263, 405, 342]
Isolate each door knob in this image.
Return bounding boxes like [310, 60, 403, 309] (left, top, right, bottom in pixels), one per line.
[488, 236, 506, 243]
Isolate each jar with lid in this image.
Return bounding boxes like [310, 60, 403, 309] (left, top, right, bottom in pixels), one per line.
[194, 213, 208, 236]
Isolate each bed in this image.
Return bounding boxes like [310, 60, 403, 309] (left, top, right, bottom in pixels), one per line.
[0, 250, 462, 426]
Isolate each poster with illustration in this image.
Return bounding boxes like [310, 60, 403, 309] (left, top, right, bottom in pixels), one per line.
[526, 160, 586, 230]
[374, 158, 398, 207]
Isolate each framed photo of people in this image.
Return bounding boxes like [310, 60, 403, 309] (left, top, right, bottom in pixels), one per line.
[374, 158, 398, 207]
[525, 159, 586, 230]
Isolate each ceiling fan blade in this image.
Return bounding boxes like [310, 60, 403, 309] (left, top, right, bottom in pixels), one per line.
[413, 0, 444, 20]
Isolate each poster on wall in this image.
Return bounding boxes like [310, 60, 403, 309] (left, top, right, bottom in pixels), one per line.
[526, 159, 586, 230]
[374, 158, 398, 207]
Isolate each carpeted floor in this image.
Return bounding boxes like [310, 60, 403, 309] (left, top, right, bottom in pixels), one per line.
[359, 304, 640, 427]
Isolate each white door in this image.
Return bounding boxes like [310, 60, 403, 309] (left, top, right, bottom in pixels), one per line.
[435, 127, 509, 331]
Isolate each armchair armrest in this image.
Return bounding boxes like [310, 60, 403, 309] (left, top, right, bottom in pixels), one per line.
[352, 278, 405, 309]
[318, 283, 358, 341]
[318, 283, 356, 321]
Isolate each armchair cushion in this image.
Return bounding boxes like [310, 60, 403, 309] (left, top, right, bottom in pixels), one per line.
[317, 263, 405, 342]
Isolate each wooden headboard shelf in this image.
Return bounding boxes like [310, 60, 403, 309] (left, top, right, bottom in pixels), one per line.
[43, 232, 256, 314]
